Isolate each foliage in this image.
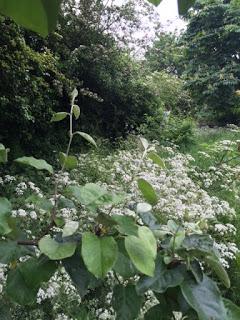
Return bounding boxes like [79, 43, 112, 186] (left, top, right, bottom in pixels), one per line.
[1, 103, 240, 318]
[0, 16, 72, 157]
[183, 0, 240, 124]
[0, 0, 61, 37]
[145, 32, 185, 75]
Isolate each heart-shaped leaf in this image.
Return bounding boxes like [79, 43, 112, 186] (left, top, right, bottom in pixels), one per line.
[82, 232, 118, 278]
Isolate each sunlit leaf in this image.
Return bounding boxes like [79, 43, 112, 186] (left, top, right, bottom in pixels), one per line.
[59, 152, 78, 170]
[51, 112, 68, 122]
[72, 104, 80, 120]
[62, 221, 79, 238]
[39, 235, 77, 260]
[125, 226, 157, 277]
[0, 0, 61, 37]
[137, 178, 158, 205]
[74, 131, 97, 147]
[82, 232, 118, 278]
[15, 156, 53, 174]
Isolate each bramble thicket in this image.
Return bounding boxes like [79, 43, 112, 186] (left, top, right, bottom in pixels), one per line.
[1, 0, 240, 319]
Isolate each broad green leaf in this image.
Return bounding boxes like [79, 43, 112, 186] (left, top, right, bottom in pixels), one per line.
[0, 0, 61, 37]
[170, 228, 185, 250]
[39, 235, 77, 260]
[144, 304, 172, 319]
[137, 178, 158, 205]
[73, 105, 80, 120]
[147, 0, 163, 6]
[112, 284, 142, 320]
[63, 252, 100, 297]
[15, 156, 53, 174]
[138, 226, 157, 258]
[59, 152, 78, 170]
[0, 198, 12, 235]
[51, 112, 68, 122]
[125, 226, 157, 276]
[189, 260, 203, 284]
[82, 233, 118, 278]
[75, 131, 97, 147]
[112, 215, 138, 236]
[182, 234, 216, 256]
[136, 254, 186, 294]
[0, 241, 32, 264]
[137, 209, 160, 231]
[66, 183, 119, 212]
[180, 275, 227, 320]
[6, 268, 37, 305]
[0, 144, 9, 163]
[19, 256, 57, 289]
[113, 239, 136, 278]
[25, 195, 53, 212]
[62, 221, 79, 237]
[6, 256, 57, 305]
[224, 299, 240, 320]
[177, 0, 196, 15]
[148, 151, 165, 168]
[205, 256, 230, 288]
[0, 197, 11, 215]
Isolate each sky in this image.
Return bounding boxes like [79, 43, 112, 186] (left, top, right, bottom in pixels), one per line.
[157, 0, 186, 32]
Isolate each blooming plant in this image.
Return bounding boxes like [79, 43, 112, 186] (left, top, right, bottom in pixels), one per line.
[1, 90, 240, 320]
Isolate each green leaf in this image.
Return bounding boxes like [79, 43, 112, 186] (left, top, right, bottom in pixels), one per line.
[182, 234, 216, 256]
[113, 239, 136, 278]
[112, 284, 142, 320]
[180, 275, 227, 320]
[148, 151, 165, 168]
[125, 226, 157, 277]
[0, 144, 9, 163]
[144, 304, 172, 319]
[0, 0, 61, 37]
[73, 104, 80, 120]
[170, 228, 185, 250]
[137, 178, 158, 205]
[0, 197, 11, 215]
[66, 183, 118, 212]
[39, 235, 77, 260]
[59, 152, 78, 170]
[75, 131, 97, 147]
[51, 112, 68, 122]
[6, 256, 57, 305]
[25, 195, 53, 212]
[177, 0, 195, 15]
[63, 252, 100, 297]
[0, 198, 12, 235]
[224, 299, 240, 320]
[189, 260, 203, 284]
[19, 256, 57, 289]
[205, 256, 230, 288]
[136, 254, 186, 294]
[112, 215, 138, 236]
[62, 221, 79, 237]
[0, 241, 32, 264]
[15, 156, 53, 174]
[82, 233, 118, 278]
[137, 210, 160, 230]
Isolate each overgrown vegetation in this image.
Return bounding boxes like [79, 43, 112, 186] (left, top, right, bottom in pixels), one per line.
[1, 0, 240, 319]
